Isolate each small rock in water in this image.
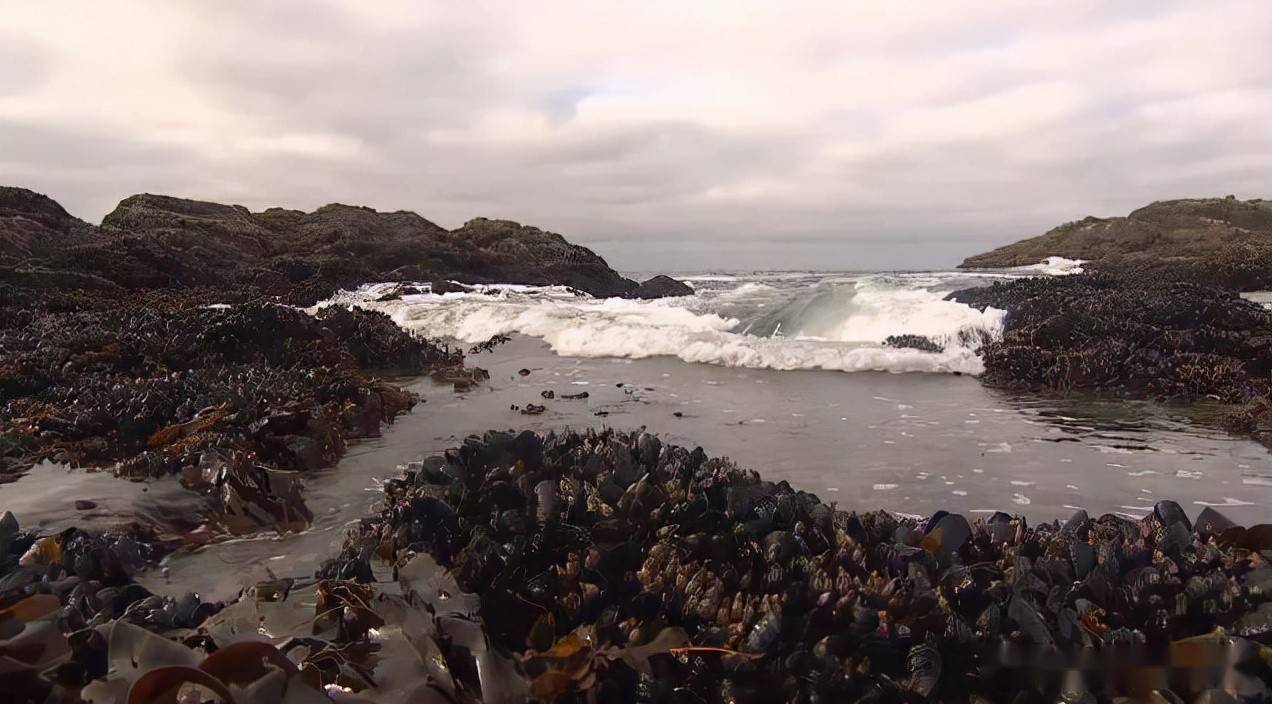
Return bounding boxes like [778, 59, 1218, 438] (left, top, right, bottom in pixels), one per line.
[541, 390, 555, 399]
[673, 411, 684, 418]
[561, 391, 589, 400]
[74, 500, 98, 510]
[521, 403, 547, 415]
[883, 334, 943, 353]
[517, 368, 531, 377]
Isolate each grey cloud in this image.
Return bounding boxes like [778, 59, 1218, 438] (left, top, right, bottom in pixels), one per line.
[0, 1, 1270, 272]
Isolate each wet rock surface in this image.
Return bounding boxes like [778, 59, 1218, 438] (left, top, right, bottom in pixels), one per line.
[883, 334, 944, 354]
[0, 511, 228, 703]
[3, 426, 1270, 702]
[630, 275, 694, 299]
[296, 429, 1271, 703]
[949, 273, 1272, 405]
[0, 297, 462, 535]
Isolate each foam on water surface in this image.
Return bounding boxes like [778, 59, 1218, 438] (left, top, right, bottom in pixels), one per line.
[327, 272, 1009, 375]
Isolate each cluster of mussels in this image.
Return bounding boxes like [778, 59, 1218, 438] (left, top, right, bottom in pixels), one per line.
[0, 511, 226, 702]
[947, 273, 1272, 404]
[0, 298, 464, 534]
[322, 429, 1272, 703]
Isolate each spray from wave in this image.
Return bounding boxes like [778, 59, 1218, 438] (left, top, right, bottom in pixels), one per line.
[322, 271, 1013, 375]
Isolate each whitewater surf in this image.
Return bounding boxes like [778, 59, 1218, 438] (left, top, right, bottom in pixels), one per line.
[322, 270, 1023, 375]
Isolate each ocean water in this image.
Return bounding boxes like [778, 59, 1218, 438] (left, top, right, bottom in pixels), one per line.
[11, 261, 1272, 599]
[327, 269, 1033, 376]
[131, 330, 1271, 600]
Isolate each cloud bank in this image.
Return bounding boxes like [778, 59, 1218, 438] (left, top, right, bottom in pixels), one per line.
[2, 1, 1270, 270]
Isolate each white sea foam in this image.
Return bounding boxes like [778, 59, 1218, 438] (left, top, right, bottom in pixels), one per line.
[1193, 497, 1256, 507]
[330, 275, 1006, 375]
[1011, 256, 1086, 276]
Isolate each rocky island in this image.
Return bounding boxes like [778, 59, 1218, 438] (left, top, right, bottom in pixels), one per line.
[959, 196, 1272, 291]
[1, 188, 1269, 703]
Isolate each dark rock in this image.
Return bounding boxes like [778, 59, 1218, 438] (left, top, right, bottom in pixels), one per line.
[959, 196, 1272, 291]
[313, 428, 1272, 704]
[629, 274, 693, 299]
[950, 273, 1272, 404]
[0, 297, 462, 530]
[73, 500, 97, 511]
[883, 334, 944, 353]
[1194, 507, 1237, 539]
[3, 187, 645, 309]
[428, 279, 472, 295]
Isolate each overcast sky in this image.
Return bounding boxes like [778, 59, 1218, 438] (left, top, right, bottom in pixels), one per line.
[2, 1, 1270, 270]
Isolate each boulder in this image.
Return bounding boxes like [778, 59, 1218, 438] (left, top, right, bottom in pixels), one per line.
[629, 274, 693, 299]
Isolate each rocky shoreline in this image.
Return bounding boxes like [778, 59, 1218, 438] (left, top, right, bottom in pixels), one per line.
[3, 431, 1269, 702]
[949, 195, 1272, 448]
[2, 185, 691, 534]
[3, 186, 1272, 701]
[945, 269, 1272, 451]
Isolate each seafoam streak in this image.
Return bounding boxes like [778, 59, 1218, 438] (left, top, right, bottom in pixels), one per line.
[324, 276, 1005, 375]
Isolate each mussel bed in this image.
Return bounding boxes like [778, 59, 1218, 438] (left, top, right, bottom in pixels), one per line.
[3, 428, 1271, 703]
[324, 428, 1272, 702]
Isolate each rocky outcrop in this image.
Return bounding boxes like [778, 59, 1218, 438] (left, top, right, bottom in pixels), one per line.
[959, 196, 1272, 290]
[0, 185, 689, 534]
[1, 187, 693, 308]
[630, 273, 694, 298]
[949, 273, 1272, 402]
[447, 217, 637, 297]
[0, 299, 463, 532]
[0, 186, 102, 262]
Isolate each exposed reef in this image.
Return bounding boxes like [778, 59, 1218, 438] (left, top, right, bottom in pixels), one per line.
[0, 298, 460, 536]
[948, 274, 1272, 403]
[7, 430, 1268, 703]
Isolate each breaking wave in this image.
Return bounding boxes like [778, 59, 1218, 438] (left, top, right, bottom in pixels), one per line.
[323, 271, 1011, 375]
[1010, 256, 1086, 276]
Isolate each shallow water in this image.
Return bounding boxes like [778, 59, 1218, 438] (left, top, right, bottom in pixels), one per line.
[68, 334, 1266, 600]
[2, 461, 206, 536]
[325, 270, 1017, 375]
